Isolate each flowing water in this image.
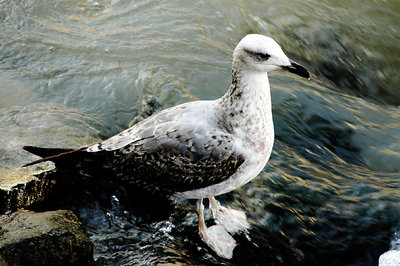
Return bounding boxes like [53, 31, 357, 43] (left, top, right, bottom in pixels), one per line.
[1, 0, 400, 265]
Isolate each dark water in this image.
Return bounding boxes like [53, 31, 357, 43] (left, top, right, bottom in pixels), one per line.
[1, 0, 400, 265]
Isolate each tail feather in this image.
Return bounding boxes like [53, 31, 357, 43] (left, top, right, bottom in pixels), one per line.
[22, 146, 82, 167]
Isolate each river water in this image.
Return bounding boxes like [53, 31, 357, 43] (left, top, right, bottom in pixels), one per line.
[1, 0, 400, 265]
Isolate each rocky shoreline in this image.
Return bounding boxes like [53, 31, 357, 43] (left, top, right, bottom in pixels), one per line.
[0, 167, 95, 265]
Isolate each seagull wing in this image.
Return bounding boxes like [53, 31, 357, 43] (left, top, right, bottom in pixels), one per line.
[106, 122, 245, 195]
[23, 101, 245, 195]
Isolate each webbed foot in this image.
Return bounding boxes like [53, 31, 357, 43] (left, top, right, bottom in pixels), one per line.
[209, 196, 250, 234]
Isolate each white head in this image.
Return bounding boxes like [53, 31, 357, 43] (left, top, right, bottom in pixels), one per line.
[233, 34, 309, 78]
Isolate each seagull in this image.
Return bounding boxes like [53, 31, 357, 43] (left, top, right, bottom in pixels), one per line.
[23, 34, 309, 259]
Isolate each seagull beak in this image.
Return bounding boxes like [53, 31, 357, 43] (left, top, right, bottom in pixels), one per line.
[281, 60, 310, 79]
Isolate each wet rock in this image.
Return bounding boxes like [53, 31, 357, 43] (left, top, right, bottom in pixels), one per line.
[0, 164, 56, 214]
[0, 209, 94, 265]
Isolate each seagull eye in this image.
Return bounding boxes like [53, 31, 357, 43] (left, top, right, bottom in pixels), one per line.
[244, 49, 270, 61]
[257, 53, 270, 60]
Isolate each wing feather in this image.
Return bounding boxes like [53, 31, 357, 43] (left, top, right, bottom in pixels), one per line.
[98, 122, 245, 195]
[23, 101, 245, 196]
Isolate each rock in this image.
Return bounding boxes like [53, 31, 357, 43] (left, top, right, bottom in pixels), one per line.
[0, 209, 94, 265]
[379, 250, 400, 266]
[0, 164, 56, 214]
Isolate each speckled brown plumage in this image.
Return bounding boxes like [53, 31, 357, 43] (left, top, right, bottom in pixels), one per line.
[23, 131, 245, 197]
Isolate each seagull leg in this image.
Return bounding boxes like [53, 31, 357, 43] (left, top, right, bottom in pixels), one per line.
[196, 198, 207, 236]
[195, 198, 237, 259]
[208, 196, 250, 234]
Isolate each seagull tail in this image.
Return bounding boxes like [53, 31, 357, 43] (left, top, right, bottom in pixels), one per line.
[22, 146, 82, 167]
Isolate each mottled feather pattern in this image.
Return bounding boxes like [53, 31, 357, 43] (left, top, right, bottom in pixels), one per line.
[52, 134, 245, 196]
[90, 108, 245, 196]
[112, 147, 244, 196]
[26, 101, 245, 196]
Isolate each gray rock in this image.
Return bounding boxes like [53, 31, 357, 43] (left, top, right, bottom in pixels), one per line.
[0, 164, 56, 214]
[0, 209, 94, 265]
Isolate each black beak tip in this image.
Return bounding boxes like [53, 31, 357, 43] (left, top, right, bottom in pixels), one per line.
[282, 60, 310, 79]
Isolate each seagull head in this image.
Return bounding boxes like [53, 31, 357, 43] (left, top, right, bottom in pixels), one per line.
[233, 34, 309, 79]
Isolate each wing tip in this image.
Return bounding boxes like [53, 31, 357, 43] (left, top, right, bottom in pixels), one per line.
[22, 146, 43, 167]
[22, 145, 36, 152]
[21, 145, 79, 168]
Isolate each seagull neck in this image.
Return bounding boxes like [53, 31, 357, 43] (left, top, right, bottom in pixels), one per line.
[230, 68, 271, 103]
[216, 67, 273, 138]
